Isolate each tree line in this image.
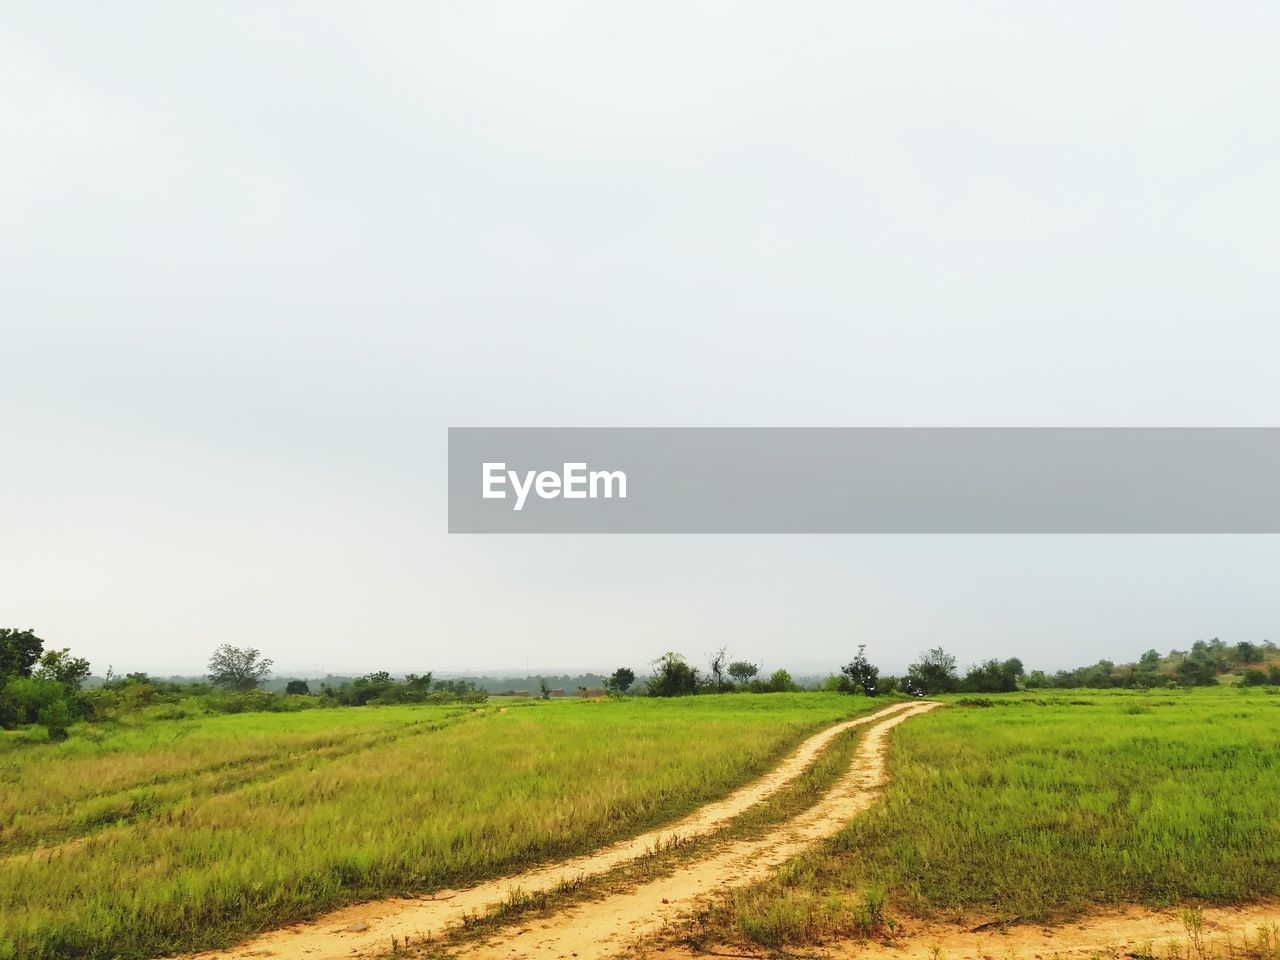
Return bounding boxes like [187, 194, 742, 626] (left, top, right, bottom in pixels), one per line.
[5, 627, 1279, 738]
[615, 637, 1280, 697]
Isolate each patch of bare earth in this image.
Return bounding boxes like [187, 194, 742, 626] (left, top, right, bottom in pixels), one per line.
[452, 702, 941, 960]
[651, 902, 1280, 960]
[174, 701, 927, 960]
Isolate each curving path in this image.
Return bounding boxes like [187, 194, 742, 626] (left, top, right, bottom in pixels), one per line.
[456, 701, 941, 960]
[177, 700, 930, 960]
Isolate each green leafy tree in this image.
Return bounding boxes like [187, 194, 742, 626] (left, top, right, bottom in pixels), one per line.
[840, 644, 880, 696]
[0, 628, 44, 681]
[727, 661, 759, 685]
[1235, 641, 1262, 664]
[605, 667, 635, 694]
[646, 652, 700, 697]
[207, 645, 273, 691]
[35, 649, 91, 688]
[1177, 656, 1218, 687]
[904, 647, 959, 696]
[961, 657, 1023, 693]
[763, 668, 797, 692]
[284, 679, 311, 695]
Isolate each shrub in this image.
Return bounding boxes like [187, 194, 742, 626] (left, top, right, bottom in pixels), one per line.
[647, 652, 700, 697]
[36, 699, 73, 740]
[764, 669, 799, 693]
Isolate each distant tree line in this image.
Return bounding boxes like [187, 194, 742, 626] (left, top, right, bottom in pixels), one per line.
[8, 626, 1280, 739]
[608, 637, 1280, 699]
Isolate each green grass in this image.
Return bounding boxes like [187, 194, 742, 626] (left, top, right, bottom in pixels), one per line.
[0, 693, 884, 960]
[693, 688, 1280, 949]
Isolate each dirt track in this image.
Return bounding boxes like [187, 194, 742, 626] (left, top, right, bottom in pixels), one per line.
[177, 700, 928, 960]
[651, 901, 1280, 960]
[456, 701, 941, 960]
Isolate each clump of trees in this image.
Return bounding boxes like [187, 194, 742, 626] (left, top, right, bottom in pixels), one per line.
[320, 671, 486, 705]
[638, 652, 802, 697]
[0, 628, 91, 739]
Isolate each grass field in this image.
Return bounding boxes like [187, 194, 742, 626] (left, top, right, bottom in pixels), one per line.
[692, 688, 1280, 949]
[0, 693, 885, 960]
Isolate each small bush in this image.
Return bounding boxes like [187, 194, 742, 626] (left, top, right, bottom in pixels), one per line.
[36, 699, 73, 741]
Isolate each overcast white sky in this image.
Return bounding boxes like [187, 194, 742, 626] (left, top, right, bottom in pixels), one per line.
[3, 2, 1279, 677]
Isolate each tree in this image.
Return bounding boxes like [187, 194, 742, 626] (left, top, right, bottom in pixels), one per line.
[728, 661, 759, 685]
[207, 645, 273, 691]
[35, 649, 91, 688]
[840, 645, 880, 696]
[1139, 649, 1162, 667]
[763, 668, 797, 692]
[646, 652, 700, 697]
[1177, 656, 1218, 687]
[285, 679, 311, 695]
[707, 647, 729, 691]
[904, 647, 959, 696]
[961, 657, 1023, 693]
[538, 677, 551, 700]
[605, 667, 635, 694]
[1235, 641, 1262, 664]
[0, 628, 44, 681]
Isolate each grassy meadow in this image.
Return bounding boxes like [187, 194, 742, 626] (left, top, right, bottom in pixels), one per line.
[696, 687, 1280, 949]
[0, 692, 884, 960]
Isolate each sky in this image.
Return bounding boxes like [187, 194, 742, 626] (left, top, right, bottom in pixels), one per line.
[3, 2, 1280, 677]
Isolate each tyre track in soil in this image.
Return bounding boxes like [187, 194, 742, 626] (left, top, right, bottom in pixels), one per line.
[176, 701, 928, 960]
[454, 701, 941, 960]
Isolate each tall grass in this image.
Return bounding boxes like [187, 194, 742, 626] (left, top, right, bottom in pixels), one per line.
[0, 693, 881, 959]
[698, 688, 1280, 948]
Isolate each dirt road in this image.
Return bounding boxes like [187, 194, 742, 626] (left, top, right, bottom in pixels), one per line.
[456, 701, 941, 960]
[177, 700, 930, 960]
[651, 901, 1280, 960]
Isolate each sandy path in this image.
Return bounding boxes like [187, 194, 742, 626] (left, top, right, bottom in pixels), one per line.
[651, 901, 1280, 959]
[177, 700, 926, 960]
[456, 701, 941, 960]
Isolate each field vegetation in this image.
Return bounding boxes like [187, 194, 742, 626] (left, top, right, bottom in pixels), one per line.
[685, 687, 1280, 950]
[0, 692, 885, 960]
